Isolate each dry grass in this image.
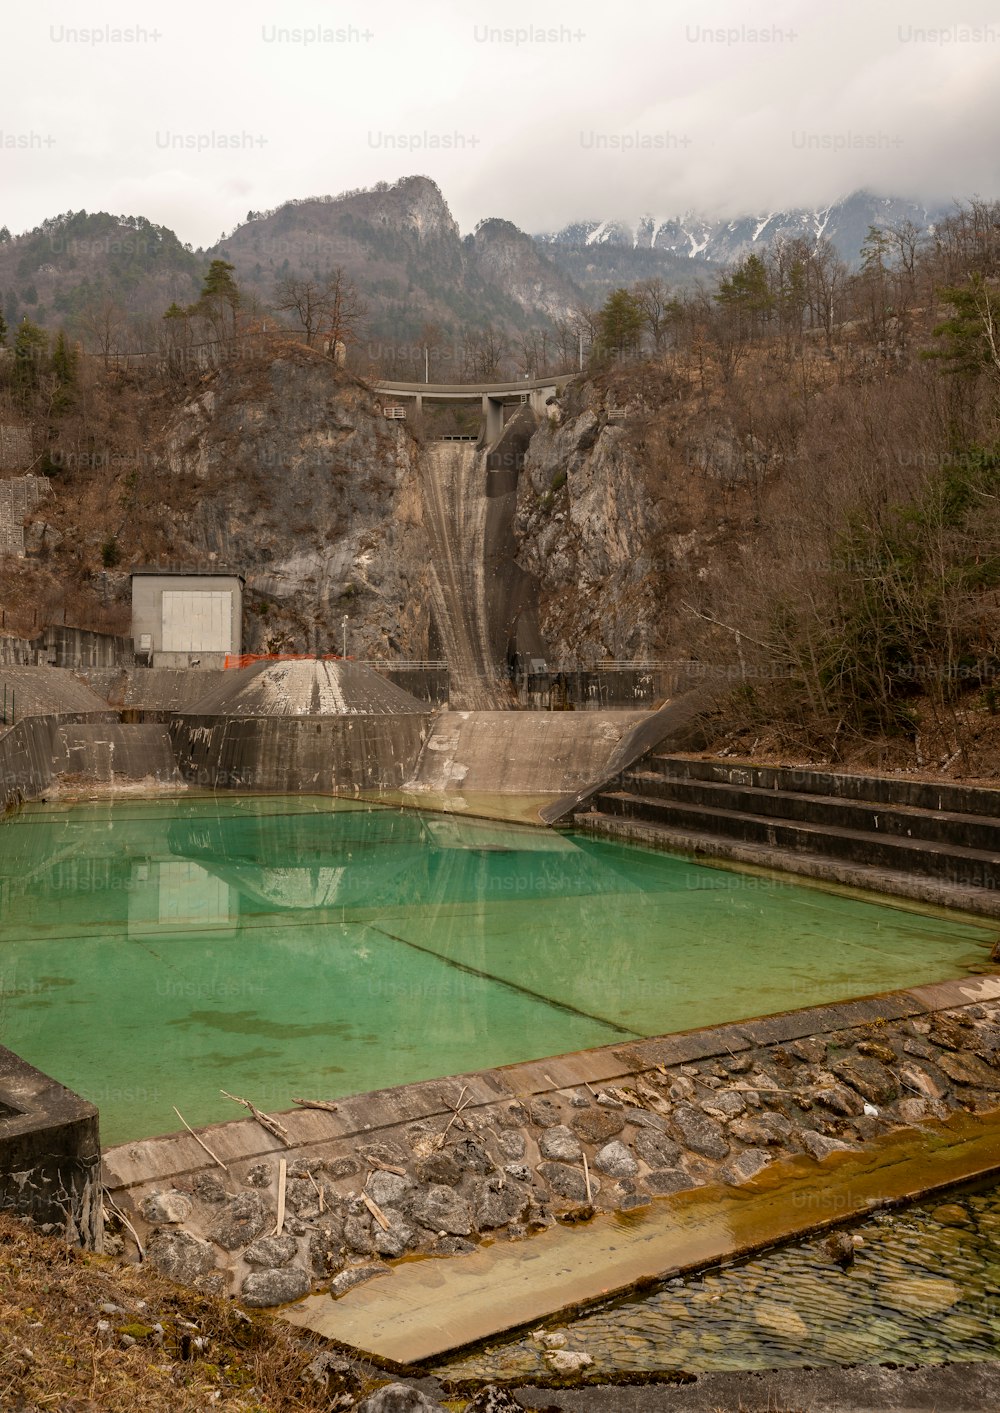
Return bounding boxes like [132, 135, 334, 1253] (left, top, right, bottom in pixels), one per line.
[0, 1214, 372, 1412]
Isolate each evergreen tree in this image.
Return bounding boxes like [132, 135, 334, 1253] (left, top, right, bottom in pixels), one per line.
[597, 288, 644, 358]
[51, 330, 78, 402]
[12, 318, 48, 395]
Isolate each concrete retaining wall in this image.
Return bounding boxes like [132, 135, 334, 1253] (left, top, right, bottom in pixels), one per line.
[0, 1046, 101, 1249]
[0, 716, 57, 810]
[170, 714, 431, 793]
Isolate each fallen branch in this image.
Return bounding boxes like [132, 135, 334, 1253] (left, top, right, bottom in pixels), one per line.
[173, 1106, 228, 1171]
[273, 1158, 287, 1238]
[220, 1090, 293, 1145]
[103, 1190, 144, 1262]
[583, 1153, 593, 1206]
[362, 1192, 391, 1232]
[293, 1097, 339, 1114]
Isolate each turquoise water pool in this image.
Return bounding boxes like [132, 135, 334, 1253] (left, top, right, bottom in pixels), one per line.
[0, 795, 993, 1144]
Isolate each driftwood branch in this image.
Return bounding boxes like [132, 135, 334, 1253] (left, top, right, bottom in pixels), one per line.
[220, 1090, 293, 1145]
[173, 1106, 228, 1171]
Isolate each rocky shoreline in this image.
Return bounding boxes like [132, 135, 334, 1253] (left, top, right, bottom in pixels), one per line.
[106, 981, 1000, 1331]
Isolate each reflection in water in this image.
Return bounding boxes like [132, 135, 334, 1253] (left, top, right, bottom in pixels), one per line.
[0, 795, 994, 1145]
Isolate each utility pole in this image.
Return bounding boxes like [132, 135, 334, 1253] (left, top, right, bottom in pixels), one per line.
[341, 615, 349, 659]
[424, 346, 429, 383]
[578, 331, 584, 371]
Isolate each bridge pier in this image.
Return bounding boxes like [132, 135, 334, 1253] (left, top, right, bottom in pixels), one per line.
[482, 395, 505, 445]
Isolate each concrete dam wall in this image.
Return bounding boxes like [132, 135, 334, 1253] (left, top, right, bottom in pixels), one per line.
[421, 435, 544, 710]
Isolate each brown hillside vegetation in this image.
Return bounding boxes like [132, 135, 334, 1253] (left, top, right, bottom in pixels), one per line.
[0, 1213, 366, 1411]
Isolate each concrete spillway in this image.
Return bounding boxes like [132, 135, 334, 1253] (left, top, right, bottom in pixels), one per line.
[421, 441, 544, 710]
[422, 443, 511, 710]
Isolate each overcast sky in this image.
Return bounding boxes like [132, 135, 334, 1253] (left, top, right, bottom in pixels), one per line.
[3, 0, 999, 246]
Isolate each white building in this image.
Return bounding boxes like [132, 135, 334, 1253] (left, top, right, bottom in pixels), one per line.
[131, 569, 244, 669]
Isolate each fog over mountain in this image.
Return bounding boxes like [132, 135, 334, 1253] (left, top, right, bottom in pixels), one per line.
[2, 0, 996, 249]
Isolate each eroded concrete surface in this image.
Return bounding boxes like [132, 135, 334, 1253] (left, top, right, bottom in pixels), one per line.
[101, 975, 1000, 1362]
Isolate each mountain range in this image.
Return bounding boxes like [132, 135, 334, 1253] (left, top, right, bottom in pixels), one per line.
[0, 181, 962, 348]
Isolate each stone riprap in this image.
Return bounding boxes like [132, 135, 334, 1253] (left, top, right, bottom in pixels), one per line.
[102, 977, 1000, 1311]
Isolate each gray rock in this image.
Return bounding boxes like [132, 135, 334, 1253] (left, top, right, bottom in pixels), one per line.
[788, 1037, 827, 1064]
[366, 1170, 414, 1207]
[701, 1090, 746, 1119]
[624, 1108, 669, 1132]
[240, 1265, 311, 1307]
[210, 1191, 271, 1251]
[473, 1175, 529, 1231]
[244, 1163, 272, 1188]
[244, 1233, 298, 1267]
[595, 1091, 625, 1109]
[832, 1055, 899, 1104]
[466, 1388, 527, 1411]
[572, 1108, 626, 1142]
[530, 1098, 564, 1128]
[904, 1035, 937, 1060]
[800, 1130, 856, 1161]
[344, 1213, 375, 1254]
[434, 1235, 477, 1255]
[537, 1162, 600, 1201]
[329, 1263, 391, 1299]
[504, 1163, 531, 1183]
[373, 1207, 416, 1259]
[593, 1140, 638, 1179]
[719, 1148, 772, 1185]
[668, 1104, 730, 1160]
[451, 1137, 495, 1174]
[633, 1129, 683, 1169]
[416, 1151, 463, 1186]
[327, 1155, 360, 1178]
[288, 1157, 325, 1179]
[899, 1062, 945, 1100]
[495, 1129, 526, 1160]
[302, 1350, 364, 1402]
[407, 1184, 474, 1235]
[309, 1217, 346, 1276]
[538, 1125, 582, 1162]
[728, 1116, 788, 1147]
[645, 1168, 697, 1196]
[140, 1190, 192, 1225]
[936, 1050, 1000, 1088]
[192, 1172, 228, 1203]
[355, 1384, 445, 1412]
[814, 1084, 864, 1117]
[147, 1229, 216, 1283]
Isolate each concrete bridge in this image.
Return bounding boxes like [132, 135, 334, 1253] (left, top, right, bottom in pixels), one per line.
[373, 374, 573, 443]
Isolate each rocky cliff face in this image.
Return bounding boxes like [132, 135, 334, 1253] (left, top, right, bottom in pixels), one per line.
[514, 370, 732, 663]
[154, 347, 435, 658]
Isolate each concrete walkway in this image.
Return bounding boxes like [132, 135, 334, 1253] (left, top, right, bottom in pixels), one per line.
[282, 1105, 1000, 1367]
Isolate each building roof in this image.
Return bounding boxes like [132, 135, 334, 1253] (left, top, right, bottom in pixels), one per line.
[130, 566, 246, 583]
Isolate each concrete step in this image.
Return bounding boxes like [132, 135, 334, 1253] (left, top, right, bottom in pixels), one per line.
[644, 754, 1000, 820]
[625, 770, 1000, 853]
[592, 789, 1000, 887]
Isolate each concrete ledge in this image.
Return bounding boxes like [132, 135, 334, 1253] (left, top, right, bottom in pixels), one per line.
[0, 1046, 102, 1249]
[577, 812, 1000, 918]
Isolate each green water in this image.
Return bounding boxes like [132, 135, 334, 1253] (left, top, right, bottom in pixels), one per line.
[436, 1184, 1000, 1379]
[0, 795, 993, 1145]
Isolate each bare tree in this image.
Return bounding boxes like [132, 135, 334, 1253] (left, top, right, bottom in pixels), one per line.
[323, 267, 368, 359]
[634, 277, 673, 352]
[461, 326, 510, 381]
[273, 267, 368, 356]
[273, 276, 328, 347]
